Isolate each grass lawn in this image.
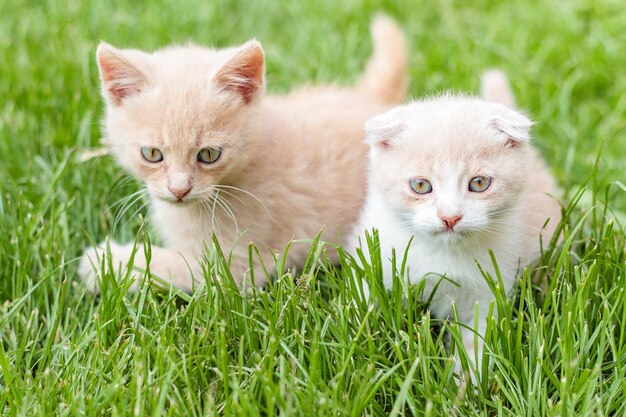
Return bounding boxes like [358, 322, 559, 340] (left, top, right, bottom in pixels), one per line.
[1, 0, 625, 415]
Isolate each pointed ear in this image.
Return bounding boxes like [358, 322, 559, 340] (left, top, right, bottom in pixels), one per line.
[96, 42, 150, 106]
[489, 108, 533, 147]
[214, 40, 265, 104]
[365, 108, 405, 150]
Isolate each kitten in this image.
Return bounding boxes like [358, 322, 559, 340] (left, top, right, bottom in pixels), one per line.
[348, 71, 561, 375]
[79, 16, 408, 292]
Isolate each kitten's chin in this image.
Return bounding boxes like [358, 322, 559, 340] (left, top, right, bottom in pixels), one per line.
[431, 229, 469, 245]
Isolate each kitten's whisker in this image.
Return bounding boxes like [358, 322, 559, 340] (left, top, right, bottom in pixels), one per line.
[213, 184, 274, 221]
[109, 173, 136, 193]
[213, 190, 240, 235]
[118, 174, 136, 187]
[485, 220, 544, 233]
[209, 188, 245, 226]
[111, 187, 149, 230]
[212, 188, 246, 207]
[207, 195, 222, 239]
[491, 202, 560, 216]
[109, 188, 146, 210]
[474, 225, 543, 242]
[201, 198, 220, 239]
[211, 195, 226, 240]
[122, 198, 151, 229]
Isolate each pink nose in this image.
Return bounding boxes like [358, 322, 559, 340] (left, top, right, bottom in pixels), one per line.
[168, 186, 192, 200]
[441, 215, 462, 230]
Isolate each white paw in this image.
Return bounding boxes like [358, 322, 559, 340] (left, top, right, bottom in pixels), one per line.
[453, 336, 483, 385]
[352, 278, 371, 301]
[78, 241, 134, 293]
[78, 244, 104, 293]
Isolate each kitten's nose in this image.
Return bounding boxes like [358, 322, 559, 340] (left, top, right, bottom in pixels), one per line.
[440, 215, 462, 230]
[168, 186, 192, 200]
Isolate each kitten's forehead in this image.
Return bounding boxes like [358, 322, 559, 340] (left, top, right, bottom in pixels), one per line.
[127, 45, 247, 113]
[148, 45, 238, 87]
[110, 47, 245, 146]
[368, 96, 531, 187]
[410, 98, 496, 137]
[391, 97, 511, 157]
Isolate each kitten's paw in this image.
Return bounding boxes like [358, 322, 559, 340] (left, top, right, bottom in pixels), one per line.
[453, 337, 483, 386]
[351, 278, 371, 302]
[78, 244, 104, 293]
[78, 241, 134, 293]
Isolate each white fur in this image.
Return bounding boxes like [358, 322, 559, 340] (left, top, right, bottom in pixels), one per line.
[349, 92, 561, 378]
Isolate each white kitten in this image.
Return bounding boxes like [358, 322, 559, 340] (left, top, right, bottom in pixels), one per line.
[348, 72, 561, 376]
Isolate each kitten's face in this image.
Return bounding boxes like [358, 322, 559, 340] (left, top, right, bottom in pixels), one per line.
[96, 41, 265, 204]
[366, 97, 532, 244]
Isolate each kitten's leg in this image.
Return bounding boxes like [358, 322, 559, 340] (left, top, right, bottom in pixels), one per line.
[453, 296, 493, 381]
[78, 241, 203, 293]
[430, 292, 493, 382]
[227, 255, 269, 289]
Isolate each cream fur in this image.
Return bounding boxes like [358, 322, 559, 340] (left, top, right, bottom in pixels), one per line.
[348, 75, 561, 376]
[79, 16, 408, 291]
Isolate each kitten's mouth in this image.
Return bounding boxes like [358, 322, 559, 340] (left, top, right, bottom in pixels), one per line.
[159, 195, 196, 205]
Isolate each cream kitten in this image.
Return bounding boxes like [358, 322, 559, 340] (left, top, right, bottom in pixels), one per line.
[348, 71, 561, 375]
[79, 16, 407, 292]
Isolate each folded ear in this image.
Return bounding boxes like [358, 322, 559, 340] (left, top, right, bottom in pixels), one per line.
[364, 108, 406, 150]
[489, 107, 533, 147]
[214, 40, 265, 104]
[96, 42, 150, 106]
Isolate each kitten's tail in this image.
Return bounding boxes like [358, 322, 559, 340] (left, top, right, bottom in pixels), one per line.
[481, 69, 516, 108]
[358, 15, 408, 105]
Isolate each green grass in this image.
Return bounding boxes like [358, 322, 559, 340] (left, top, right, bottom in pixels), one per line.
[1, 0, 625, 415]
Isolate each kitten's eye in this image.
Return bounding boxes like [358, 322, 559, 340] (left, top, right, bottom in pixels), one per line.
[197, 147, 222, 164]
[468, 176, 492, 192]
[140, 147, 163, 163]
[409, 178, 432, 194]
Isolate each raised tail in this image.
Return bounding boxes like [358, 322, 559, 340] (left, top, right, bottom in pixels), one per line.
[481, 69, 516, 108]
[358, 15, 408, 105]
